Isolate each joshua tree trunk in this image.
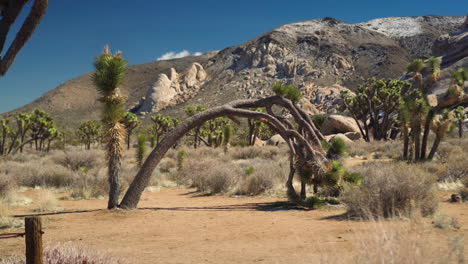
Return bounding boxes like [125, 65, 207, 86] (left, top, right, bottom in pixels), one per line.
[402, 129, 409, 160]
[106, 123, 125, 209]
[412, 126, 421, 162]
[420, 109, 434, 160]
[300, 180, 306, 201]
[427, 135, 442, 160]
[108, 152, 122, 209]
[119, 96, 328, 209]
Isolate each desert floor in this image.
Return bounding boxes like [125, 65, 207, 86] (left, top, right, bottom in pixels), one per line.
[1, 187, 467, 264]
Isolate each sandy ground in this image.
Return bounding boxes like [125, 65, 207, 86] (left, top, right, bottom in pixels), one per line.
[1, 187, 467, 264]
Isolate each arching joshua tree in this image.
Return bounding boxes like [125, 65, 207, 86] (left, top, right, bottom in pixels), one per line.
[0, 0, 48, 76]
[119, 85, 330, 209]
[93, 45, 128, 209]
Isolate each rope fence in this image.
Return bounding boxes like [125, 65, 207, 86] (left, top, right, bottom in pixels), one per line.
[0, 232, 25, 239]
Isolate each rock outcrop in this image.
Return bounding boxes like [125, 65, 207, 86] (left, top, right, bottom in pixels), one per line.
[320, 115, 360, 135]
[134, 63, 207, 114]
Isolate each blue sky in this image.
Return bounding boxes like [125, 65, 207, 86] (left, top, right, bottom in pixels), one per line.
[0, 0, 466, 113]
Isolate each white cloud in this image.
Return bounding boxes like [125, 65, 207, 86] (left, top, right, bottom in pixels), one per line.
[156, 50, 203, 61]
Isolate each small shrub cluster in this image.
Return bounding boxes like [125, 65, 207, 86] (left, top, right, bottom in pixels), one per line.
[53, 149, 102, 171]
[176, 146, 288, 195]
[1, 244, 127, 264]
[341, 162, 438, 218]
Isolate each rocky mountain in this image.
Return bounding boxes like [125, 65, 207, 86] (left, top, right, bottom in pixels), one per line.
[2, 15, 467, 126]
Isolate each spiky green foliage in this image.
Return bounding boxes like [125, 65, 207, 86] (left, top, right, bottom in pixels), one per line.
[244, 166, 254, 176]
[327, 137, 347, 159]
[136, 134, 146, 167]
[311, 115, 327, 130]
[176, 149, 187, 171]
[92, 46, 127, 96]
[272, 82, 302, 102]
[407, 59, 424, 74]
[149, 135, 156, 148]
[77, 120, 101, 150]
[451, 68, 468, 86]
[223, 124, 232, 153]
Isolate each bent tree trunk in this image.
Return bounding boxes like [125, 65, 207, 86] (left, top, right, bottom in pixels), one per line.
[119, 96, 328, 209]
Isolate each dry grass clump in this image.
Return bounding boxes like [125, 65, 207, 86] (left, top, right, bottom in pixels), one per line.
[34, 190, 59, 212]
[352, 223, 464, 263]
[318, 221, 464, 263]
[1, 159, 76, 188]
[0, 202, 22, 229]
[230, 145, 283, 160]
[176, 146, 288, 195]
[235, 158, 288, 195]
[0, 173, 16, 201]
[181, 158, 241, 194]
[432, 213, 462, 229]
[52, 149, 102, 171]
[342, 162, 438, 219]
[346, 140, 401, 159]
[1, 243, 127, 264]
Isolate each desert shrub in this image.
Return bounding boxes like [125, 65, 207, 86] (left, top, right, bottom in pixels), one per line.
[158, 158, 177, 173]
[0, 201, 21, 229]
[346, 223, 465, 264]
[176, 149, 187, 170]
[346, 140, 401, 159]
[230, 146, 282, 160]
[34, 190, 59, 212]
[341, 162, 438, 218]
[180, 158, 241, 194]
[1, 244, 127, 264]
[433, 213, 461, 229]
[53, 149, 101, 171]
[235, 158, 287, 195]
[1, 159, 77, 188]
[0, 174, 15, 201]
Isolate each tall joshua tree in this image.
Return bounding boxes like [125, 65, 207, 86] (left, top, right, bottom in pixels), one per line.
[92, 45, 128, 209]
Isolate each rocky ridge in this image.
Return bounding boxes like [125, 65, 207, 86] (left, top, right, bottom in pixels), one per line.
[2, 15, 466, 125]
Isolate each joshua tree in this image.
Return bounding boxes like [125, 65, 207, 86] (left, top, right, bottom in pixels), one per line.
[427, 110, 453, 160]
[8, 113, 32, 153]
[0, 118, 10, 155]
[77, 120, 101, 150]
[341, 78, 410, 141]
[454, 106, 466, 138]
[0, 0, 48, 76]
[29, 108, 57, 151]
[120, 83, 330, 209]
[184, 105, 206, 148]
[123, 112, 140, 149]
[92, 45, 128, 209]
[149, 114, 176, 146]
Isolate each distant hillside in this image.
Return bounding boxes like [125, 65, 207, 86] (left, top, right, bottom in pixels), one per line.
[2, 15, 466, 127]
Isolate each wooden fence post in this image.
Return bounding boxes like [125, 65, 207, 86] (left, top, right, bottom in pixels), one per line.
[25, 216, 43, 264]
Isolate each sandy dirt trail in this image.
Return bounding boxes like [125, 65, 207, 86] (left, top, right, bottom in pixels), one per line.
[1, 187, 467, 263]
